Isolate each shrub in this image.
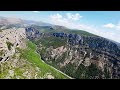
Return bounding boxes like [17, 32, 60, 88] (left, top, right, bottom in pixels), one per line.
[0, 50, 4, 56]
[6, 41, 14, 50]
[0, 29, 2, 32]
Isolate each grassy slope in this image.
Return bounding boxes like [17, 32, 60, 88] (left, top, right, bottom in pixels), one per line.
[69, 30, 97, 36]
[46, 29, 96, 37]
[19, 40, 70, 79]
[35, 36, 67, 49]
[0, 40, 70, 79]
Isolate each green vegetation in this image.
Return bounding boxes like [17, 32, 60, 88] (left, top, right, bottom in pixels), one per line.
[31, 25, 96, 37]
[0, 50, 4, 56]
[39, 48, 46, 55]
[74, 64, 87, 79]
[11, 53, 16, 59]
[49, 62, 103, 79]
[17, 40, 69, 79]
[36, 36, 67, 49]
[0, 59, 39, 79]
[14, 68, 25, 79]
[27, 41, 36, 50]
[104, 67, 111, 79]
[0, 29, 2, 32]
[74, 64, 103, 79]
[6, 41, 13, 50]
[61, 63, 76, 77]
[0, 40, 70, 79]
[86, 63, 103, 79]
[70, 30, 97, 36]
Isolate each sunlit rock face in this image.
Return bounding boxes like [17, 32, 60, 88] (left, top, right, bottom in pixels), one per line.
[25, 27, 41, 39]
[25, 26, 120, 79]
[0, 28, 26, 62]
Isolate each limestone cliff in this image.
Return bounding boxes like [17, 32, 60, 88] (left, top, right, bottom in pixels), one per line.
[25, 27, 120, 79]
[0, 28, 26, 62]
[0, 28, 70, 79]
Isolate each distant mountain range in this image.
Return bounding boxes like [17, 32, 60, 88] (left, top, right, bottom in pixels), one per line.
[0, 16, 120, 79]
[0, 16, 53, 26]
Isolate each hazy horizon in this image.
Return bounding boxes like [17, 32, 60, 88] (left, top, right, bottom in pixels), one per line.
[0, 11, 120, 43]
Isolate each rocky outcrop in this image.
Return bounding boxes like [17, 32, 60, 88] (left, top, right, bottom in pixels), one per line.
[0, 27, 70, 79]
[25, 27, 120, 79]
[25, 27, 41, 39]
[0, 28, 26, 62]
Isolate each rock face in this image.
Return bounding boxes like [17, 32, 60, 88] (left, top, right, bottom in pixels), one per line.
[25, 27, 120, 79]
[0, 28, 26, 62]
[0, 27, 69, 79]
[1, 25, 120, 79]
[25, 27, 41, 39]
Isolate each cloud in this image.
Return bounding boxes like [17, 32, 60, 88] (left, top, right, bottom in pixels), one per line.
[33, 11, 39, 13]
[50, 13, 62, 19]
[50, 13, 71, 27]
[66, 13, 82, 21]
[103, 23, 120, 31]
[103, 23, 115, 28]
[49, 13, 83, 28]
[50, 13, 82, 24]
[116, 23, 120, 30]
[49, 13, 120, 43]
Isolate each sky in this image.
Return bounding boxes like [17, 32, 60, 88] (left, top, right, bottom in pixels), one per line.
[0, 11, 120, 43]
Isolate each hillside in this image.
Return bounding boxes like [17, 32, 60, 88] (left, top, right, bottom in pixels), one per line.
[25, 26, 120, 79]
[0, 28, 70, 79]
[0, 16, 120, 79]
[27, 25, 97, 36]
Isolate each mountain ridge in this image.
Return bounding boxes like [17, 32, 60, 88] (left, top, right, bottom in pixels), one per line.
[0, 28, 70, 79]
[0, 16, 53, 26]
[0, 16, 120, 43]
[25, 27, 120, 79]
[0, 16, 120, 79]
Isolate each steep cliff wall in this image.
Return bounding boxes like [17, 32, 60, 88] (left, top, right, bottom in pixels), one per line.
[25, 27, 120, 79]
[0, 28, 70, 79]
